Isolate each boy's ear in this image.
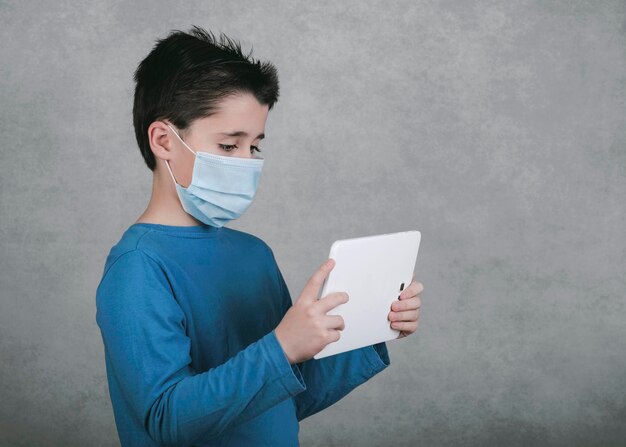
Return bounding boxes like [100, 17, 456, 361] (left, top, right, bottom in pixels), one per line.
[148, 120, 175, 161]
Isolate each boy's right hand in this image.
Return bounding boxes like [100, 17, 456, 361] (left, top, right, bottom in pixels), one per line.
[274, 258, 349, 364]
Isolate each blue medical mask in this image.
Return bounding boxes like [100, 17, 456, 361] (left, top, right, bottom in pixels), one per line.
[163, 123, 264, 228]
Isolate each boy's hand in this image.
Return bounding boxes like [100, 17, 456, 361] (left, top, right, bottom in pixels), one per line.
[388, 278, 423, 339]
[275, 258, 349, 364]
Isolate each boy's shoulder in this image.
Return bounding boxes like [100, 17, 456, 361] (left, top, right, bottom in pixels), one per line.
[98, 224, 157, 281]
[100, 223, 276, 278]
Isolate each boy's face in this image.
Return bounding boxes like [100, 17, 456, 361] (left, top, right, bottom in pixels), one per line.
[153, 92, 270, 188]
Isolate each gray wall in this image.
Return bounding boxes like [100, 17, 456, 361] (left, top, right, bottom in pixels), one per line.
[1, 1, 625, 446]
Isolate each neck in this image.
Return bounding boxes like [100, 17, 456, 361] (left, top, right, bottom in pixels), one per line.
[135, 162, 204, 227]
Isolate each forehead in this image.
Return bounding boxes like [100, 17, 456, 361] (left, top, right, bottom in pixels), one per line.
[194, 92, 270, 135]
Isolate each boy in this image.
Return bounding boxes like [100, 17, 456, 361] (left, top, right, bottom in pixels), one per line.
[95, 25, 423, 446]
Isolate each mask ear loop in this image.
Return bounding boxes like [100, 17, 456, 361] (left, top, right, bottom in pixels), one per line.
[163, 159, 179, 185]
[163, 123, 197, 186]
[166, 123, 197, 156]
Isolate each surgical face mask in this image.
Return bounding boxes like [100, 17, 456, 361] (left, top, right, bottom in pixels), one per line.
[163, 123, 264, 228]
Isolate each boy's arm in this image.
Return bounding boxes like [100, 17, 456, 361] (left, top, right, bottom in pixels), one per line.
[268, 248, 391, 421]
[95, 249, 306, 447]
[292, 341, 390, 421]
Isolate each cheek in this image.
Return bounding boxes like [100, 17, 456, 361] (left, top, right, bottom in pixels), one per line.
[180, 154, 197, 188]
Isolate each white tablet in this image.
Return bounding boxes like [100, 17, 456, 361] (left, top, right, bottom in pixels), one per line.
[314, 230, 422, 359]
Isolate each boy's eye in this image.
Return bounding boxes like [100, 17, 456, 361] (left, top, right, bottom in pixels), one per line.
[219, 144, 262, 154]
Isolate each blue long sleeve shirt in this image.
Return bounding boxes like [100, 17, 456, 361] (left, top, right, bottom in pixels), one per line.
[95, 222, 390, 446]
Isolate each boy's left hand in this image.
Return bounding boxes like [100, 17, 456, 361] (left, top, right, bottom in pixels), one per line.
[388, 278, 423, 339]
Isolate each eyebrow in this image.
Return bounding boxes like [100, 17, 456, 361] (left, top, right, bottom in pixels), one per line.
[219, 131, 265, 140]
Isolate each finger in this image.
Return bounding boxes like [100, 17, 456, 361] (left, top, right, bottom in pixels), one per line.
[316, 291, 349, 314]
[301, 258, 335, 303]
[390, 320, 418, 333]
[391, 296, 421, 312]
[388, 309, 419, 322]
[399, 280, 424, 300]
[326, 328, 342, 343]
[324, 314, 345, 331]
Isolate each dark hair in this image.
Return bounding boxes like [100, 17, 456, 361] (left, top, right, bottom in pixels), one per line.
[132, 25, 280, 171]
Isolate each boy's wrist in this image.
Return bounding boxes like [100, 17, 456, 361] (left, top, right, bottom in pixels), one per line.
[274, 327, 296, 365]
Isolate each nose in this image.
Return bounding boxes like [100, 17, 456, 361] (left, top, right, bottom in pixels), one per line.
[236, 149, 261, 160]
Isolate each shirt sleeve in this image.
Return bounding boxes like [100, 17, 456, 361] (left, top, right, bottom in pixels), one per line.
[95, 249, 307, 447]
[267, 247, 391, 421]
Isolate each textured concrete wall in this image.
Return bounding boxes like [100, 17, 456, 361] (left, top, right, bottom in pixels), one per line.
[1, 1, 625, 446]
